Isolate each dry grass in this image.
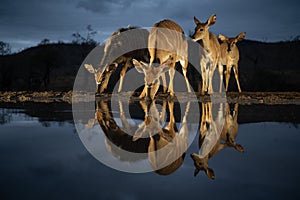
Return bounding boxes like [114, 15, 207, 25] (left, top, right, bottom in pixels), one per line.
[1, 91, 300, 105]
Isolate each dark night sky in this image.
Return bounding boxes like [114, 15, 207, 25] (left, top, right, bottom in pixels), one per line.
[1, 0, 299, 52]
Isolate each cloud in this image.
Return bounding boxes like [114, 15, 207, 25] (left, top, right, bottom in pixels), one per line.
[77, 0, 133, 13]
[1, 0, 300, 51]
[76, 0, 167, 13]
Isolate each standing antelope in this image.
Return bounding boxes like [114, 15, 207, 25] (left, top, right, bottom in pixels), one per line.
[219, 32, 246, 92]
[133, 19, 191, 99]
[192, 14, 223, 94]
[85, 27, 149, 94]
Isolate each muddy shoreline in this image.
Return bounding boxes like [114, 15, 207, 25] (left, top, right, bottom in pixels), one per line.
[0, 91, 300, 105]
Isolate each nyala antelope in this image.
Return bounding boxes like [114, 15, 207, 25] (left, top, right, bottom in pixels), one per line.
[85, 27, 149, 94]
[133, 19, 191, 99]
[192, 14, 223, 94]
[191, 102, 244, 180]
[91, 99, 190, 175]
[220, 103, 244, 152]
[133, 57, 172, 100]
[134, 100, 190, 175]
[219, 32, 246, 92]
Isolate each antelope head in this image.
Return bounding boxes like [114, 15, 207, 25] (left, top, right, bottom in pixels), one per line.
[132, 57, 173, 99]
[190, 153, 215, 180]
[192, 14, 217, 41]
[84, 63, 118, 94]
[219, 32, 246, 53]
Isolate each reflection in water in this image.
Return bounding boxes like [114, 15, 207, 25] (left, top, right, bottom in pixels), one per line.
[0, 108, 13, 124]
[96, 100, 149, 157]
[190, 102, 244, 179]
[84, 99, 244, 178]
[223, 103, 244, 152]
[92, 99, 190, 175]
[147, 101, 189, 175]
[1, 103, 300, 199]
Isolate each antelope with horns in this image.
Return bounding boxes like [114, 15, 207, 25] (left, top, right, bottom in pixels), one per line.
[85, 27, 149, 94]
[219, 32, 246, 92]
[192, 14, 223, 94]
[133, 19, 191, 99]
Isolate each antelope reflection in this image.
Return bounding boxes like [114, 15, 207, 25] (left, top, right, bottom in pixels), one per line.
[91, 99, 190, 175]
[191, 102, 243, 180]
[140, 100, 190, 175]
[95, 100, 149, 161]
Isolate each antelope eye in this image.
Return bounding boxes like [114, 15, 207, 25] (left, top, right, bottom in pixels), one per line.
[199, 28, 204, 32]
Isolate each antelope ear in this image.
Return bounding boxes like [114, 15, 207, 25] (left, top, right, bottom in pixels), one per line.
[234, 143, 244, 153]
[84, 64, 95, 74]
[140, 61, 149, 66]
[194, 168, 201, 177]
[237, 32, 246, 41]
[111, 62, 118, 68]
[206, 167, 215, 180]
[219, 34, 228, 42]
[194, 16, 201, 25]
[207, 14, 217, 27]
[132, 59, 146, 73]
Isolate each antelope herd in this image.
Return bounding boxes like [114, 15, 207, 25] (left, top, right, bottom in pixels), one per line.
[82, 15, 246, 179]
[85, 14, 246, 98]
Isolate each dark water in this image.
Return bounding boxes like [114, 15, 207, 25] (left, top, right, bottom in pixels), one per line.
[0, 102, 299, 200]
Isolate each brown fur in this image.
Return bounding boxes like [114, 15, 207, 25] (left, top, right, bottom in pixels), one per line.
[192, 14, 223, 94]
[219, 32, 246, 92]
[148, 19, 191, 96]
[85, 27, 149, 94]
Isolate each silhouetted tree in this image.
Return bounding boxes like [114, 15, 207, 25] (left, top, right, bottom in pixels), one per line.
[72, 32, 85, 44]
[39, 38, 50, 46]
[0, 41, 11, 55]
[292, 35, 300, 41]
[72, 24, 97, 45]
[86, 24, 97, 45]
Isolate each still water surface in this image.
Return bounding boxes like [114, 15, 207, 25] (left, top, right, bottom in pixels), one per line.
[0, 102, 299, 200]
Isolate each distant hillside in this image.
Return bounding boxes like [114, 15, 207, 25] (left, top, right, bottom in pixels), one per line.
[237, 40, 300, 91]
[0, 40, 299, 92]
[0, 43, 95, 91]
